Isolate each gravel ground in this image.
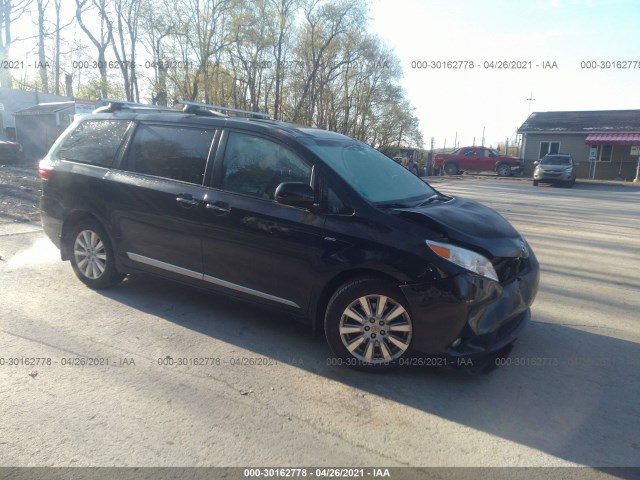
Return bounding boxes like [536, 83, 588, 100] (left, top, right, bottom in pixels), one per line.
[0, 161, 42, 224]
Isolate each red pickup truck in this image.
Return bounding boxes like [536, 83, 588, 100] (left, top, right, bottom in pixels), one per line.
[433, 146, 523, 177]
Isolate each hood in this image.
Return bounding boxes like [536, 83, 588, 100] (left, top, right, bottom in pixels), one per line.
[395, 197, 524, 258]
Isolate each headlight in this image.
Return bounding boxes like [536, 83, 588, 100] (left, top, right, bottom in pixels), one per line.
[426, 240, 498, 282]
[564, 166, 573, 172]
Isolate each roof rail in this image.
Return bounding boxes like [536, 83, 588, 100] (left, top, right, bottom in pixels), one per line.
[94, 98, 176, 113]
[175, 100, 271, 119]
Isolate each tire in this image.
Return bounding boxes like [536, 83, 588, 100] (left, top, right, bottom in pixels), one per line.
[532, 180, 539, 186]
[496, 163, 512, 177]
[68, 219, 125, 289]
[324, 277, 413, 372]
[444, 162, 458, 176]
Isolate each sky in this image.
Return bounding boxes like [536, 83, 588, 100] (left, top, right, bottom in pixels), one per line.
[367, 0, 640, 148]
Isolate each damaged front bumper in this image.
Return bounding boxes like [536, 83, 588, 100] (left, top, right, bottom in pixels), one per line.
[399, 251, 540, 368]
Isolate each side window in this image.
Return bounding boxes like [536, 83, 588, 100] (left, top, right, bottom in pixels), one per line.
[55, 120, 130, 167]
[126, 124, 214, 185]
[326, 186, 353, 215]
[221, 132, 311, 200]
[463, 148, 475, 156]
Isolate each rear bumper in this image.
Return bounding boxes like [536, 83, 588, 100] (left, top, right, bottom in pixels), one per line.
[40, 195, 64, 253]
[400, 251, 539, 362]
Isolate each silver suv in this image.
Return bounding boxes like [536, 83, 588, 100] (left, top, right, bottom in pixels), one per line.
[533, 154, 576, 188]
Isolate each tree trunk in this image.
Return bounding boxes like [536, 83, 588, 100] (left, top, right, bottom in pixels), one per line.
[65, 73, 73, 97]
[37, 0, 49, 92]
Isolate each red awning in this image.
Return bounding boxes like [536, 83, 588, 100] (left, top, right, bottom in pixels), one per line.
[585, 133, 640, 145]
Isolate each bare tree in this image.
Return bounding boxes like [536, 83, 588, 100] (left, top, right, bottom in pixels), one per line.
[0, 0, 32, 88]
[291, 0, 365, 124]
[177, 0, 235, 102]
[52, 0, 63, 94]
[35, 0, 49, 91]
[106, 0, 141, 101]
[267, 0, 298, 119]
[75, 0, 112, 97]
[139, 0, 181, 105]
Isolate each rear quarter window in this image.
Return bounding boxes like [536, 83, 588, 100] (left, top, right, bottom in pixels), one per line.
[125, 124, 215, 185]
[54, 119, 130, 167]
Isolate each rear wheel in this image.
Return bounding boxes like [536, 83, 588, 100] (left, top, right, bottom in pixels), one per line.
[496, 163, 512, 177]
[68, 220, 125, 289]
[444, 162, 459, 176]
[325, 278, 413, 372]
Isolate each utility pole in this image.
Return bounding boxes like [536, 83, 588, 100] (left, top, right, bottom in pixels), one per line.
[526, 92, 535, 115]
[481, 127, 485, 147]
[429, 136, 435, 176]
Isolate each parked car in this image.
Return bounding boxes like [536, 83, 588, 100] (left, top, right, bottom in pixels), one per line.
[433, 146, 523, 177]
[0, 133, 22, 163]
[39, 100, 539, 372]
[533, 154, 576, 187]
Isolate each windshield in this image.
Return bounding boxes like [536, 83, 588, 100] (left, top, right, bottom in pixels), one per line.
[302, 138, 435, 205]
[540, 155, 571, 165]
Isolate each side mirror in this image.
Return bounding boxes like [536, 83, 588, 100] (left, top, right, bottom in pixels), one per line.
[534, 161, 539, 165]
[275, 182, 315, 209]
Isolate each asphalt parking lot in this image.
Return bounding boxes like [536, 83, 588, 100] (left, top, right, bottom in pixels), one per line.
[1, 178, 639, 474]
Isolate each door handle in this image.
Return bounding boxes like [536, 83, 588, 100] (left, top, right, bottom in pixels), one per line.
[176, 194, 200, 207]
[206, 201, 231, 215]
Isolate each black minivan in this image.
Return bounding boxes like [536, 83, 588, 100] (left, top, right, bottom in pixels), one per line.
[39, 100, 539, 372]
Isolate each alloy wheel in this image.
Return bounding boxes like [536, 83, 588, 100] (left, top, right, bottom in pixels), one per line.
[339, 294, 412, 364]
[73, 230, 107, 280]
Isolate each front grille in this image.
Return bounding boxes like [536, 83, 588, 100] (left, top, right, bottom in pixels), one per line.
[492, 257, 529, 283]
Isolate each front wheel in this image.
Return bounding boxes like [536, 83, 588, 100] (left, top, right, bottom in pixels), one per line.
[325, 278, 413, 372]
[444, 163, 459, 176]
[68, 219, 125, 289]
[496, 164, 512, 177]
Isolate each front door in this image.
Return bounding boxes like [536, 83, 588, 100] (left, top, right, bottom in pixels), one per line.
[200, 130, 325, 313]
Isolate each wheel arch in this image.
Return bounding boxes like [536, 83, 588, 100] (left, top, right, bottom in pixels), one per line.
[60, 210, 109, 261]
[310, 268, 406, 337]
[495, 161, 512, 175]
